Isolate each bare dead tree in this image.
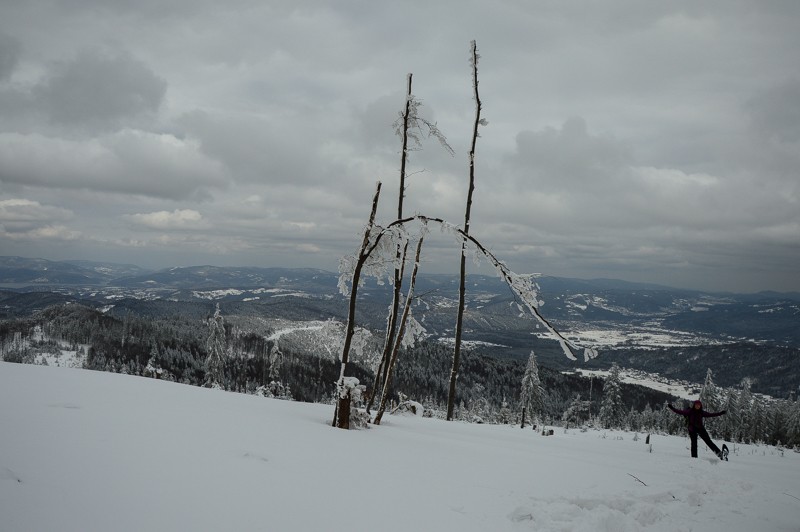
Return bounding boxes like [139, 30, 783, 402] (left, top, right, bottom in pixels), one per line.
[334, 210, 586, 428]
[373, 236, 424, 425]
[447, 40, 482, 421]
[367, 75, 413, 414]
[333, 182, 382, 429]
[334, 44, 588, 429]
[368, 73, 453, 414]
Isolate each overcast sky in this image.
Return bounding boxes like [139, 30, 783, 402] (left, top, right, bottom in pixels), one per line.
[1, 1, 798, 293]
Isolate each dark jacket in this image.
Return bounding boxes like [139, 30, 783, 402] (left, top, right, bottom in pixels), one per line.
[668, 400, 726, 432]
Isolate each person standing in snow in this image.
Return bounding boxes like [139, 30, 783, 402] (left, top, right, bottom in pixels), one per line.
[668, 400, 727, 459]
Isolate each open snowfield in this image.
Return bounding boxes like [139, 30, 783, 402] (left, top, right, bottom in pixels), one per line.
[1, 362, 798, 532]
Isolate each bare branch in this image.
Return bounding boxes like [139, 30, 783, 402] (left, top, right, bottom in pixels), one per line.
[628, 473, 648, 487]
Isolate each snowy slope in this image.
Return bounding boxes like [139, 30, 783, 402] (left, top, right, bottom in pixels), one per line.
[1, 362, 798, 532]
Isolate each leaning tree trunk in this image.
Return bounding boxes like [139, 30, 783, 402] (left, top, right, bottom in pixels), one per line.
[447, 41, 482, 421]
[368, 74, 414, 414]
[373, 236, 424, 425]
[333, 182, 382, 429]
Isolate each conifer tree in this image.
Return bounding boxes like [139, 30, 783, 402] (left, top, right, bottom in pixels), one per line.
[699, 368, 722, 410]
[205, 303, 227, 388]
[699, 368, 723, 436]
[641, 403, 655, 432]
[785, 400, 800, 447]
[598, 363, 623, 429]
[520, 350, 545, 428]
[720, 388, 739, 441]
[749, 395, 767, 444]
[735, 378, 754, 443]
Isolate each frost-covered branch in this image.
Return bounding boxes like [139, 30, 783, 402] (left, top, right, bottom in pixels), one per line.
[394, 95, 455, 159]
[337, 213, 590, 361]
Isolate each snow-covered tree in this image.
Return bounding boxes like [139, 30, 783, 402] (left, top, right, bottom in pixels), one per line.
[520, 350, 545, 428]
[598, 363, 623, 429]
[699, 368, 724, 436]
[750, 395, 768, 443]
[562, 394, 589, 427]
[699, 368, 723, 410]
[205, 303, 227, 388]
[785, 400, 800, 447]
[640, 403, 656, 432]
[498, 396, 512, 425]
[719, 388, 739, 441]
[268, 345, 282, 381]
[735, 378, 754, 443]
[468, 383, 492, 424]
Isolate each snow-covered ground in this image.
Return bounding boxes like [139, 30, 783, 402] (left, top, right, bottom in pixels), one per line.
[1, 362, 798, 532]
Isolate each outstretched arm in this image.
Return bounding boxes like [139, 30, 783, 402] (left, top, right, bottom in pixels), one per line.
[668, 404, 689, 415]
[703, 410, 727, 418]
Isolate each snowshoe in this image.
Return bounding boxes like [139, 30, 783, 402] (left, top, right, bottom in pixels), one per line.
[721, 444, 729, 461]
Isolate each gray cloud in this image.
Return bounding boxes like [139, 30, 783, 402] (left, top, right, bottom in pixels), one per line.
[0, 198, 73, 232]
[0, 1, 798, 292]
[745, 80, 800, 143]
[34, 49, 166, 131]
[0, 131, 230, 200]
[0, 198, 80, 244]
[0, 33, 20, 81]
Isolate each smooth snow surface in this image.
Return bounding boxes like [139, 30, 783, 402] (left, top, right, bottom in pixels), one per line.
[1, 362, 798, 531]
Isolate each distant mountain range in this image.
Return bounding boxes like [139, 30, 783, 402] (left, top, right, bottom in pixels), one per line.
[0, 256, 150, 285]
[1, 255, 799, 397]
[2, 256, 798, 345]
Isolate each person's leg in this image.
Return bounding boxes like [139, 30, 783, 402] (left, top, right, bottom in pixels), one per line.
[690, 430, 698, 457]
[698, 427, 721, 455]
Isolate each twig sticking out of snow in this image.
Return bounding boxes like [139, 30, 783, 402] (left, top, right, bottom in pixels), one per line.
[628, 473, 647, 487]
[1, 467, 22, 483]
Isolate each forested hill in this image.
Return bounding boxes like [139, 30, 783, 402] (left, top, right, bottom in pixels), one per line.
[1, 257, 799, 401]
[2, 257, 798, 349]
[0, 301, 672, 418]
[3, 301, 800, 448]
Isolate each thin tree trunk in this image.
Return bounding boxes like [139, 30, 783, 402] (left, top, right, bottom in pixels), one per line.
[369, 241, 408, 411]
[374, 236, 424, 425]
[398, 74, 412, 219]
[367, 74, 413, 414]
[447, 41, 482, 421]
[333, 182, 382, 428]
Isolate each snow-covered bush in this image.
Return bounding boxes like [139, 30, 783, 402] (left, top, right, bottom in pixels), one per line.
[255, 380, 293, 401]
[392, 400, 425, 417]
